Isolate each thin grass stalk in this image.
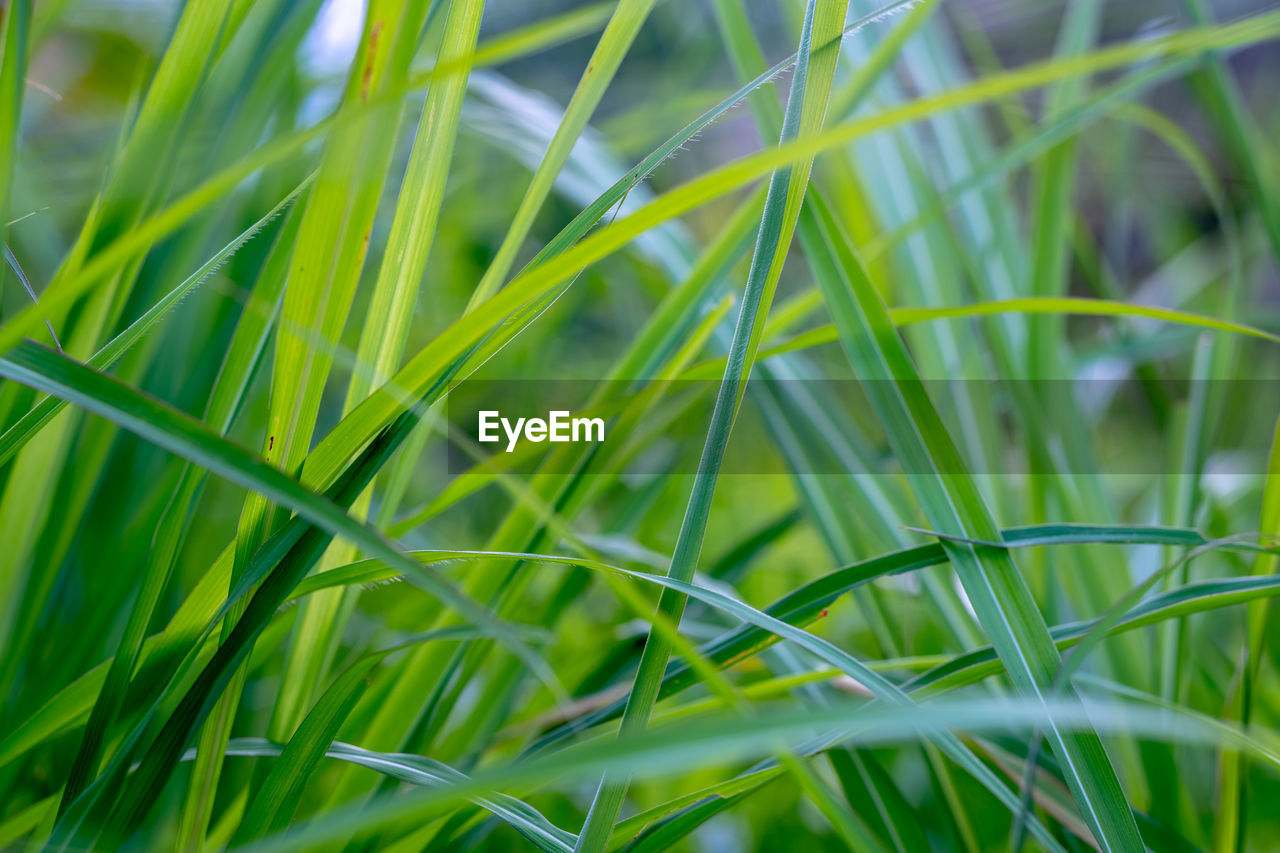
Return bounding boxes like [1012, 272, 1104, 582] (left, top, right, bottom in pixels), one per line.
[574, 2, 848, 848]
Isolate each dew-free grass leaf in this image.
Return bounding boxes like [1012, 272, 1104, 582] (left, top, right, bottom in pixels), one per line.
[800, 191, 1144, 850]
[0, 340, 542, 689]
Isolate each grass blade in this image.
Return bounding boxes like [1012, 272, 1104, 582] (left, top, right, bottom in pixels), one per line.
[231, 656, 380, 844]
[574, 2, 849, 847]
[800, 191, 1145, 850]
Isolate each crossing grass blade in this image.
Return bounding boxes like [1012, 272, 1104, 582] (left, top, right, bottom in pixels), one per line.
[269, 0, 487, 747]
[233, 695, 1274, 853]
[230, 655, 381, 844]
[572, 2, 850, 848]
[219, 738, 578, 852]
[0, 341, 546, 715]
[913, 573, 1280, 695]
[0, 521, 1231, 782]
[799, 192, 1145, 850]
[57, 194, 305, 812]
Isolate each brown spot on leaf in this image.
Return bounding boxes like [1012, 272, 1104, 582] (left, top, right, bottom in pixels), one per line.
[360, 21, 384, 102]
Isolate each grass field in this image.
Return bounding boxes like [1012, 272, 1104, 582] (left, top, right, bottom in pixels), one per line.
[2, 0, 1280, 849]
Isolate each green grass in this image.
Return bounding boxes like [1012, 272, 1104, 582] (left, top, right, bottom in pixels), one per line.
[2, 1, 1280, 850]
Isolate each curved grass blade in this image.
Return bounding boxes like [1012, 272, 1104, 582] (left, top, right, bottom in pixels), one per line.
[901, 524, 1276, 553]
[572, 3, 849, 847]
[911, 573, 1280, 695]
[688, 293, 1280, 380]
[616, 566, 1280, 849]
[5, 6, 1272, 433]
[219, 738, 579, 853]
[0, 522, 1227, 777]
[294, 529, 1272, 848]
[8, 530, 1261, 847]
[0, 340, 545, 696]
[891, 297, 1280, 345]
[230, 655, 381, 844]
[229, 697, 1272, 853]
[800, 190, 1144, 849]
[528, 522, 1254, 750]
